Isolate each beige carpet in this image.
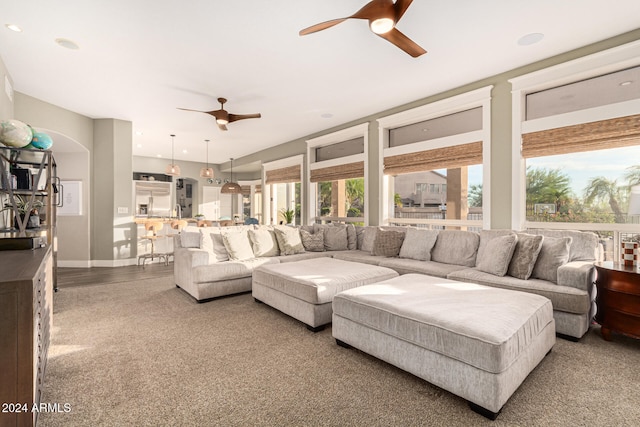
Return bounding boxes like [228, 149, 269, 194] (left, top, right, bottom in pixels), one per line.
[40, 276, 640, 426]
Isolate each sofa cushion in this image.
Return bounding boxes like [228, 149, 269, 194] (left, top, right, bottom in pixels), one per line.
[430, 230, 480, 267]
[181, 231, 201, 248]
[531, 236, 572, 284]
[273, 226, 306, 255]
[300, 228, 325, 252]
[222, 231, 255, 261]
[372, 229, 405, 257]
[508, 233, 544, 280]
[332, 250, 387, 266]
[475, 230, 514, 266]
[476, 233, 517, 277]
[248, 228, 280, 257]
[192, 258, 278, 283]
[398, 228, 439, 261]
[447, 268, 590, 315]
[378, 258, 469, 278]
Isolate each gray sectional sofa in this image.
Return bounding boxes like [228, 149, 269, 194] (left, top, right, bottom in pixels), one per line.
[173, 223, 599, 340]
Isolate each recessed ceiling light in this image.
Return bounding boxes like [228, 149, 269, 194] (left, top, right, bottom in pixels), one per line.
[156, 154, 162, 158]
[136, 144, 142, 148]
[321, 113, 333, 119]
[182, 149, 188, 154]
[135, 131, 144, 136]
[620, 81, 633, 86]
[55, 38, 79, 50]
[517, 33, 544, 46]
[5, 24, 23, 32]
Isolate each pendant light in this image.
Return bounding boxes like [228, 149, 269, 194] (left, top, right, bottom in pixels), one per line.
[199, 139, 214, 178]
[220, 157, 242, 194]
[164, 134, 181, 176]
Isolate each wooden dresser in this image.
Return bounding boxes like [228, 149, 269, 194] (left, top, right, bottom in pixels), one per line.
[594, 261, 640, 341]
[0, 247, 53, 427]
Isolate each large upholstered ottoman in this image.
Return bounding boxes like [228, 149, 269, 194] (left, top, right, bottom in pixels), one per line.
[332, 274, 556, 419]
[252, 258, 398, 331]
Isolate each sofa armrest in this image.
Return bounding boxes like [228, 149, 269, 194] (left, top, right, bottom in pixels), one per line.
[557, 261, 595, 293]
[180, 248, 212, 267]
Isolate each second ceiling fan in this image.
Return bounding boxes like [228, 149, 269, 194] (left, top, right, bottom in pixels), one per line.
[299, 0, 426, 58]
[178, 98, 261, 131]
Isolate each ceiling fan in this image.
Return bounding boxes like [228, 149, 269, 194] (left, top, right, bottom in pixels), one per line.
[299, 0, 426, 58]
[178, 98, 261, 131]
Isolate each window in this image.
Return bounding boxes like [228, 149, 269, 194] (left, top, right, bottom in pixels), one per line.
[262, 156, 303, 226]
[378, 87, 492, 229]
[307, 123, 368, 224]
[511, 40, 640, 260]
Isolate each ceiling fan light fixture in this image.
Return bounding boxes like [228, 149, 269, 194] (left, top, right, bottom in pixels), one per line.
[370, 17, 394, 34]
[216, 118, 229, 125]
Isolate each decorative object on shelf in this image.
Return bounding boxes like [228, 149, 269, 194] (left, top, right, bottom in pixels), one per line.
[0, 119, 33, 147]
[621, 241, 638, 266]
[200, 139, 214, 178]
[164, 134, 181, 176]
[30, 131, 54, 150]
[221, 158, 242, 194]
[279, 208, 295, 225]
[2, 194, 44, 229]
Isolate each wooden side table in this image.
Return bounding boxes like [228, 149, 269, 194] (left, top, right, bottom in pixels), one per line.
[594, 262, 640, 341]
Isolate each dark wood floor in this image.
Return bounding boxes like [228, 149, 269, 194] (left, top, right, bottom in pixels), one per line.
[57, 262, 174, 288]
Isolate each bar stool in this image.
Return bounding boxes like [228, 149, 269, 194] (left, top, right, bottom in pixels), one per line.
[137, 221, 167, 267]
[164, 220, 188, 264]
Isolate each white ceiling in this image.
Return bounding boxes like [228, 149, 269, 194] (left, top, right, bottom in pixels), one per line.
[1, 0, 639, 169]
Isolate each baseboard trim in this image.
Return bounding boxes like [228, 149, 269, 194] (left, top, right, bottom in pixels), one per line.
[91, 258, 138, 268]
[57, 260, 92, 268]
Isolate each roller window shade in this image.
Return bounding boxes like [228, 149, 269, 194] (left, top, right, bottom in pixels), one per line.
[309, 161, 365, 183]
[265, 165, 301, 184]
[240, 185, 251, 196]
[383, 141, 482, 175]
[254, 185, 262, 194]
[522, 114, 640, 158]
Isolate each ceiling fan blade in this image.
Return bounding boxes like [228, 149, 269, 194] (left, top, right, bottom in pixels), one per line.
[393, 0, 414, 22]
[217, 123, 228, 131]
[228, 113, 261, 123]
[177, 107, 207, 113]
[377, 27, 426, 57]
[300, 18, 348, 36]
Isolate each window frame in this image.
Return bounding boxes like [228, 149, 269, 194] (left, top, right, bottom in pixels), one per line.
[376, 86, 493, 229]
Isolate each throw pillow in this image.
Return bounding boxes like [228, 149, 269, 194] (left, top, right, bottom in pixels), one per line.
[372, 229, 405, 257]
[355, 226, 366, 250]
[398, 228, 439, 261]
[248, 228, 280, 257]
[430, 230, 480, 267]
[475, 234, 518, 276]
[300, 228, 325, 252]
[346, 224, 357, 250]
[475, 230, 515, 267]
[273, 226, 306, 255]
[531, 236, 572, 284]
[361, 227, 379, 253]
[323, 225, 349, 251]
[507, 233, 544, 280]
[208, 230, 230, 262]
[222, 231, 255, 261]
